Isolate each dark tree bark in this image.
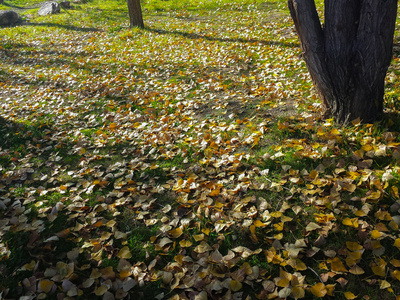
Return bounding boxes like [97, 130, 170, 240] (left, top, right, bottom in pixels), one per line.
[127, 0, 144, 28]
[288, 0, 398, 123]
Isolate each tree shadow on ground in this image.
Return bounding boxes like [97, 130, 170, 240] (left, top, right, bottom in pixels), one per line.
[3, 2, 34, 9]
[0, 112, 85, 172]
[382, 110, 400, 132]
[25, 22, 102, 32]
[0, 114, 46, 152]
[145, 27, 299, 48]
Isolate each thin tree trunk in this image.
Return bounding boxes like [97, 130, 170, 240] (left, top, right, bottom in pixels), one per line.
[127, 0, 144, 28]
[288, 0, 398, 123]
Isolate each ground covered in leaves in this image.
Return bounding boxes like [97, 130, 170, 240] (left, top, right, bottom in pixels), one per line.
[2, 0, 400, 299]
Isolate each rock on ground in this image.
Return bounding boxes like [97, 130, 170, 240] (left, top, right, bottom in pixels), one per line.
[37, 2, 60, 16]
[60, 1, 71, 9]
[0, 10, 19, 26]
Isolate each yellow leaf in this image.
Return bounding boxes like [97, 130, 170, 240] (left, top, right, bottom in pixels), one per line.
[93, 221, 103, 228]
[390, 259, 400, 267]
[347, 251, 362, 262]
[371, 230, 381, 239]
[106, 220, 117, 228]
[241, 262, 253, 275]
[194, 241, 212, 253]
[326, 284, 335, 296]
[314, 213, 335, 223]
[349, 264, 365, 275]
[90, 268, 102, 279]
[250, 225, 258, 242]
[331, 128, 340, 135]
[202, 228, 210, 235]
[329, 257, 348, 273]
[168, 227, 183, 238]
[276, 278, 290, 288]
[309, 170, 318, 179]
[305, 222, 321, 231]
[209, 188, 220, 196]
[117, 246, 132, 259]
[276, 269, 292, 287]
[40, 279, 54, 293]
[95, 284, 108, 296]
[230, 280, 242, 292]
[291, 286, 305, 299]
[274, 222, 284, 231]
[265, 249, 284, 264]
[319, 261, 328, 270]
[119, 270, 131, 280]
[371, 258, 386, 277]
[375, 223, 389, 232]
[394, 238, 400, 249]
[270, 211, 283, 218]
[371, 240, 383, 250]
[254, 220, 267, 227]
[91, 249, 103, 261]
[194, 234, 204, 241]
[179, 240, 192, 248]
[310, 283, 327, 297]
[346, 242, 363, 252]
[109, 123, 117, 129]
[100, 266, 115, 280]
[355, 210, 367, 217]
[380, 280, 391, 289]
[342, 218, 359, 228]
[280, 268, 292, 280]
[393, 270, 400, 281]
[389, 220, 399, 231]
[287, 258, 307, 271]
[344, 291, 357, 299]
[22, 260, 36, 271]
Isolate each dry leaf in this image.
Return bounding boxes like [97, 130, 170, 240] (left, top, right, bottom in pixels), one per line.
[117, 246, 132, 259]
[310, 283, 327, 297]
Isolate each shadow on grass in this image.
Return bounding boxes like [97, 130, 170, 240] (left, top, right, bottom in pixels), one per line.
[26, 21, 102, 32]
[383, 110, 400, 132]
[145, 27, 299, 48]
[3, 2, 34, 9]
[0, 113, 78, 171]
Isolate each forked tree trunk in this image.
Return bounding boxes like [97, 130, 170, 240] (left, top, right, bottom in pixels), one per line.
[127, 0, 144, 28]
[288, 0, 398, 123]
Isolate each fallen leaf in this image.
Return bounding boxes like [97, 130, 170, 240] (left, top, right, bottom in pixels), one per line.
[117, 246, 132, 259]
[310, 283, 327, 297]
[344, 291, 357, 299]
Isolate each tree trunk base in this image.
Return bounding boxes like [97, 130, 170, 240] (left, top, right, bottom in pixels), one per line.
[288, 0, 398, 124]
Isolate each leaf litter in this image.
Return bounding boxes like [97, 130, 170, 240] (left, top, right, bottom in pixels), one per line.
[1, 0, 400, 299]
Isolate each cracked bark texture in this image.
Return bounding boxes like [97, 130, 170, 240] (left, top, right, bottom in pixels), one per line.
[288, 0, 398, 123]
[127, 0, 144, 28]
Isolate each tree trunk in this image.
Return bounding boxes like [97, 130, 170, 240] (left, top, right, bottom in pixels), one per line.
[288, 0, 398, 123]
[127, 0, 144, 28]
